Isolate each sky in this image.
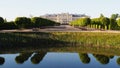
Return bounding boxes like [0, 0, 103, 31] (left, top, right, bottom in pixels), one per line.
[0, 0, 120, 21]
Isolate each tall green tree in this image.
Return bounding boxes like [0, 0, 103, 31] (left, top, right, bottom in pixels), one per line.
[117, 19, 120, 26]
[100, 17, 110, 30]
[84, 17, 91, 26]
[111, 14, 119, 20]
[100, 14, 104, 18]
[109, 19, 118, 30]
[91, 18, 101, 29]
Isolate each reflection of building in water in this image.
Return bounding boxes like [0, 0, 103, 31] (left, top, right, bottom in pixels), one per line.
[40, 13, 89, 24]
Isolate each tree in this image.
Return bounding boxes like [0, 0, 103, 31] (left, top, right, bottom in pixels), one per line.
[70, 17, 91, 27]
[31, 17, 42, 27]
[78, 18, 88, 26]
[15, 17, 32, 28]
[110, 19, 118, 30]
[0, 17, 4, 23]
[100, 14, 104, 18]
[0, 21, 17, 29]
[31, 17, 57, 28]
[111, 14, 119, 20]
[117, 19, 120, 26]
[84, 17, 91, 26]
[100, 17, 110, 30]
[91, 18, 101, 29]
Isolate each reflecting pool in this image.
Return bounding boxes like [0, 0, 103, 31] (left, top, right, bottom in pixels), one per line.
[0, 52, 120, 68]
[1, 32, 120, 68]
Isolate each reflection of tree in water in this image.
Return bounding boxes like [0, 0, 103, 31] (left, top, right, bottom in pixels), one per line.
[0, 57, 5, 65]
[15, 52, 47, 64]
[15, 53, 33, 64]
[117, 57, 120, 65]
[93, 54, 110, 65]
[79, 53, 90, 64]
[108, 56, 114, 59]
[31, 52, 46, 64]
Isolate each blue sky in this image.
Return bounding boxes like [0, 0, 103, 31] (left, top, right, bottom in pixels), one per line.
[0, 0, 120, 21]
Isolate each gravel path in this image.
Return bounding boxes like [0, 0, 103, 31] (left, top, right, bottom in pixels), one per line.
[0, 25, 120, 33]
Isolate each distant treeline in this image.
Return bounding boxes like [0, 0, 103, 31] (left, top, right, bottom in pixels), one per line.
[0, 17, 60, 29]
[70, 14, 120, 30]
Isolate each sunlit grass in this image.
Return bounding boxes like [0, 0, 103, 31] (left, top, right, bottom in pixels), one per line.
[0, 32, 120, 48]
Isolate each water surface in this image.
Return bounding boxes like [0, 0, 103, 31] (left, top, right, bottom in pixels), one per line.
[0, 52, 120, 68]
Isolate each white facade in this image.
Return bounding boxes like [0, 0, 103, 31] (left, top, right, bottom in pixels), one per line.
[41, 13, 89, 24]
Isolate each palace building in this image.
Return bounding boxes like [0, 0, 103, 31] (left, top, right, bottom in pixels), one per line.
[40, 13, 89, 24]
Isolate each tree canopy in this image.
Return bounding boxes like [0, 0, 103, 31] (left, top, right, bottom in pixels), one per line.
[70, 17, 91, 27]
[0, 16, 59, 30]
[15, 17, 32, 28]
[0, 17, 4, 23]
[70, 14, 120, 30]
[111, 14, 119, 20]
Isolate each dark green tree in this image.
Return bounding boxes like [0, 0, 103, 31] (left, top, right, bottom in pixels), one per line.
[100, 17, 110, 30]
[0, 21, 17, 29]
[111, 14, 119, 20]
[15, 17, 32, 28]
[84, 17, 91, 26]
[100, 14, 104, 19]
[31, 17, 57, 28]
[0, 17, 4, 23]
[109, 19, 118, 30]
[31, 17, 42, 27]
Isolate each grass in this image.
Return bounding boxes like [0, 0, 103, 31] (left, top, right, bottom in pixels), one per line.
[50, 32, 120, 48]
[1, 32, 120, 48]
